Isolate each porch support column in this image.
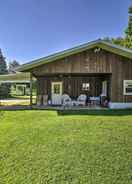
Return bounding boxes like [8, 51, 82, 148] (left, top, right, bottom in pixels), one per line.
[30, 72, 33, 108]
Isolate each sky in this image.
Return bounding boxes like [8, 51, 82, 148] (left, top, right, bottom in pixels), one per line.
[0, 0, 131, 64]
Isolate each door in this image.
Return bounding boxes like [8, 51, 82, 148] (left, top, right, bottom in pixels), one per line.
[51, 82, 63, 105]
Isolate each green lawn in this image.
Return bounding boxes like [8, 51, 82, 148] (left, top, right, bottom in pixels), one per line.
[10, 95, 36, 99]
[0, 110, 132, 184]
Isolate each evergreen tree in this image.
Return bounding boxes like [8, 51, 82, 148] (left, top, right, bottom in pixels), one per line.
[0, 49, 10, 98]
[103, 6, 132, 49]
[0, 49, 8, 74]
[124, 6, 132, 49]
[125, 6, 132, 36]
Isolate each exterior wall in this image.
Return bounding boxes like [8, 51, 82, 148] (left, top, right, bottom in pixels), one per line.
[36, 75, 110, 100]
[111, 56, 132, 102]
[32, 48, 132, 103]
[32, 49, 112, 75]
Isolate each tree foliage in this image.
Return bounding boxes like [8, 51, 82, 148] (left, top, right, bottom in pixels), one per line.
[128, 6, 132, 14]
[0, 49, 11, 98]
[0, 49, 8, 74]
[124, 6, 132, 49]
[103, 37, 125, 47]
[8, 60, 20, 73]
[104, 6, 132, 49]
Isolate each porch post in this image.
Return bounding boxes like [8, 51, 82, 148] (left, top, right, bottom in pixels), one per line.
[30, 72, 33, 108]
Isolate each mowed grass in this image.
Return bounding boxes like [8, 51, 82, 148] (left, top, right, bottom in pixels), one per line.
[0, 110, 132, 184]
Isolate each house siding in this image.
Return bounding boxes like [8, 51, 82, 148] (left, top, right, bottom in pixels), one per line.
[36, 75, 110, 100]
[32, 48, 132, 102]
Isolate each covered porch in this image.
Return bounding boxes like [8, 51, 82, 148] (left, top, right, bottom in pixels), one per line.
[31, 73, 111, 108]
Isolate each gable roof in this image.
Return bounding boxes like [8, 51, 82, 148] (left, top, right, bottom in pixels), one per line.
[18, 39, 132, 72]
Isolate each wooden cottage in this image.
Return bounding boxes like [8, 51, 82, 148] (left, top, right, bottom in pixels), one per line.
[19, 39, 132, 109]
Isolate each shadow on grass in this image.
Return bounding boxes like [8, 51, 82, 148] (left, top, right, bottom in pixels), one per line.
[0, 105, 132, 116]
[57, 109, 132, 116]
[0, 111, 5, 119]
[0, 105, 31, 111]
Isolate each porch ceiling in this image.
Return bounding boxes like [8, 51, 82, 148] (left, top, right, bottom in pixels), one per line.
[34, 73, 112, 78]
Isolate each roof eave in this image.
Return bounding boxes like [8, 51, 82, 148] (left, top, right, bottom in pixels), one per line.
[18, 40, 132, 72]
[18, 40, 102, 72]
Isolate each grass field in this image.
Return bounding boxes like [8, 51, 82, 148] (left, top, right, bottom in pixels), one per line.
[10, 95, 36, 99]
[0, 110, 132, 184]
[0, 96, 36, 106]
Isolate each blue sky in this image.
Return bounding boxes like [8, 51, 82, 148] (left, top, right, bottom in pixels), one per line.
[0, 0, 131, 64]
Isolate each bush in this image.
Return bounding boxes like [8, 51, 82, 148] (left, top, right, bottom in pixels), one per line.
[0, 83, 11, 98]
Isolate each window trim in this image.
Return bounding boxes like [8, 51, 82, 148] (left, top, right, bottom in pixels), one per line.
[123, 80, 132, 95]
[82, 83, 90, 91]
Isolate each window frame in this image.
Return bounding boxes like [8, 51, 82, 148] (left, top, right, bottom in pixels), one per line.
[82, 83, 90, 91]
[123, 80, 132, 95]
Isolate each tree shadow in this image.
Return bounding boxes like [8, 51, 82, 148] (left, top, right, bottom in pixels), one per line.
[0, 111, 5, 119]
[0, 105, 31, 111]
[57, 109, 132, 116]
[0, 105, 132, 116]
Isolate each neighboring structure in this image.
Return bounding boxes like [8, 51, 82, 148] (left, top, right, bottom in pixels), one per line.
[18, 39, 132, 109]
[0, 72, 31, 96]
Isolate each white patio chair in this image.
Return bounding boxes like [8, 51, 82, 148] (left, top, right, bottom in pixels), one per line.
[76, 94, 87, 106]
[62, 94, 72, 107]
[90, 96, 100, 106]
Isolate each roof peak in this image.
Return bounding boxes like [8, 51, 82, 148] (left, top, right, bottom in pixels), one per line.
[18, 39, 132, 72]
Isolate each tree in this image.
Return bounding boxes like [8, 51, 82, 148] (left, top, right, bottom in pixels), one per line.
[8, 60, 20, 73]
[125, 6, 132, 36]
[103, 6, 132, 49]
[103, 37, 125, 47]
[0, 49, 8, 74]
[111, 37, 125, 47]
[0, 49, 11, 98]
[124, 6, 132, 49]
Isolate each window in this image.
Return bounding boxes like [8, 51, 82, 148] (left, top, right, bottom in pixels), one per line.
[54, 84, 60, 94]
[123, 80, 132, 95]
[82, 83, 90, 91]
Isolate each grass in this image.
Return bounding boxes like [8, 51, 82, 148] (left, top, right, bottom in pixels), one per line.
[0, 96, 36, 106]
[10, 95, 36, 99]
[0, 100, 30, 106]
[0, 110, 132, 184]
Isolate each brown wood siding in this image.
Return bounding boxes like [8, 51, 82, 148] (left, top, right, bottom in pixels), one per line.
[36, 74, 110, 100]
[111, 56, 132, 102]
[32, 49, 112, 75]
[32, 48, 132, 102]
